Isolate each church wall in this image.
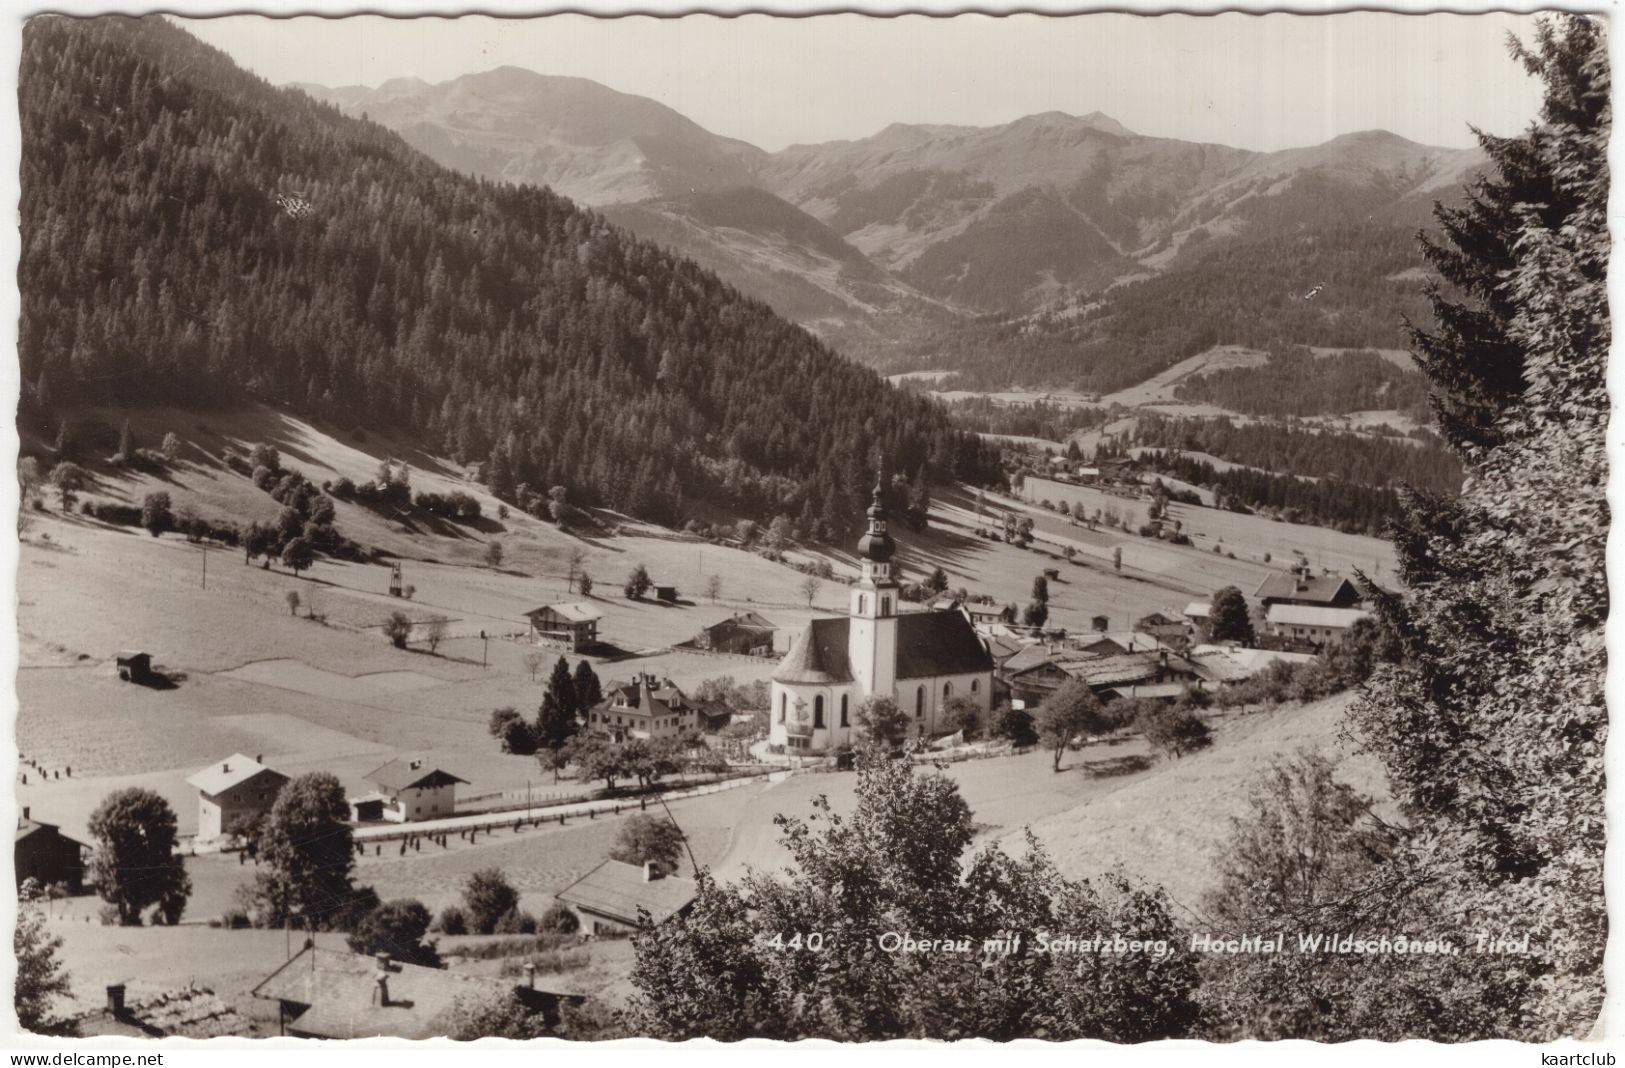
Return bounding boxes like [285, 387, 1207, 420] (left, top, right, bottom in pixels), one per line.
[893, 670, 994, 738]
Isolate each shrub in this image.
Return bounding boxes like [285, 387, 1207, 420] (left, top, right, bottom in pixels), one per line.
[463, 869, 519, 935]
[493, 908, 537, 935]
[538, 902, 580, 935]
[434, 906, 469, 936]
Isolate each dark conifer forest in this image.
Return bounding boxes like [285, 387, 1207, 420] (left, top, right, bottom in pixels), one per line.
[18, 16, 998, 538]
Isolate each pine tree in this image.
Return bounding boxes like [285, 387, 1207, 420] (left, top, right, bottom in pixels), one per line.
[537, 656, 579, 749]
[1350, 15, 1607, 1039]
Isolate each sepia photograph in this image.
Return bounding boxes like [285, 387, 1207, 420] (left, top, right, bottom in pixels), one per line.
[6, 3, 1609, 1049]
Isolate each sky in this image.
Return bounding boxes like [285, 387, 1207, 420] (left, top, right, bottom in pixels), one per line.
[176, 11, 1548, 153]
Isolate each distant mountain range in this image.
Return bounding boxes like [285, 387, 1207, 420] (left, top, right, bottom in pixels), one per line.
[296, 66, 1484, 380]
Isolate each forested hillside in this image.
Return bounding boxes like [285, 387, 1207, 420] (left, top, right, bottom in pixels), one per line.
[1130, 416, 1462, 495]
[18, 16, 997, 538]
[1172, 346, 1432, 419]
[904, 221, 1433, 390]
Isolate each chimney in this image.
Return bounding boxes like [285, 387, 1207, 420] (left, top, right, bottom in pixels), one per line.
[373, 972, 390, 1007]
[643, 861, 660, 882]
[105, 984, 126, 1016]
[375, 952, 392, 972]
[255, 754, 263, 764]
[222, 761, 231, 773]
[21, 806, 28, 821]
[523, 963, 537, 990]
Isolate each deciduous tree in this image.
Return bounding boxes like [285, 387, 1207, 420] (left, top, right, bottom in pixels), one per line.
[87, 789, 190, 925]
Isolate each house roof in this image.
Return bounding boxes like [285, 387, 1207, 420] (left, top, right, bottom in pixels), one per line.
[525, 602, 602, 623]
[983, 633, 1027, 663]
[1254, 572, 1360, 605]
[709, 611, 775, 632]
[595, 675, 694, 720]
[185, 754, 289, 797]
[998, 642, 1060, 675]
[1183, 601, 1211, 619]
[16, 816, 82, 848]
[1078, 632, 1175, 655]
[1061, 653, 1163, 687]
[78, 986, 254, 1039]
[1190, 646, 1318, 682]
[1136, 612, 1181, 627]
[1265, 605, 1371, 629]
[252, 946, 511, 1040]
[364, 759, 468, 792]
[556, 860, 698, 927]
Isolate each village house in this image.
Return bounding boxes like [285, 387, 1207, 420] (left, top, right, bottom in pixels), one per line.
[185, 754, 290, 843]
[1182, 600, 1211, 639]
[1135, 611, 1188, 642]
[1075, 631, 1177, 657]
[1264, 604, 1372, 648]
[1189, 644, 1318, 685]
[1000, 644, 1197, 708]
[769, 483, 994, 753]
[254, 946, 577, 1039]
[353, 759, 467, 823]
[525, 602, 602, 652]
[586, 674, 701, 742]
[15, 808, 86, 893]
[689, 611, 777, 656]
[1253, 566, 1364, 611]
[555, 859, 698, 936]
[964, 602, 1010, 627]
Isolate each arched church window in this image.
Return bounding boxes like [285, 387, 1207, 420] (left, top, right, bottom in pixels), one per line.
[881, 596, 891, 616]
[943, 682, 953, 700]
[840, 694, 849, 727]
[971, 678, 980, 694]
[916, 687, 924, 718]
[779, 693, 786, 724]
[858, 594, 867, 614]
[814, 695, 825, 728]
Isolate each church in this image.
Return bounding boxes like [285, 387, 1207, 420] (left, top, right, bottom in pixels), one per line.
[769, 482, 995, 753]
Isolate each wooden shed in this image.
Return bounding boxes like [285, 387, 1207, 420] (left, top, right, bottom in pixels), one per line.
[115, 651, 152, 683]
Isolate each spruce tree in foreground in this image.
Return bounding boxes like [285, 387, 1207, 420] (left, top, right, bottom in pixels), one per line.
[1302, 15, 1606, 1040]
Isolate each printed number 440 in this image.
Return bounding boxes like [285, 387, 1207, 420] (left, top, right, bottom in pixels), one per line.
[768, 932, 825, 951]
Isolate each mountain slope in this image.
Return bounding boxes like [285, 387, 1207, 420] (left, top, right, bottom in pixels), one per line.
[20, 16, 998, 539]
[300, 70, 957, 358]
[297, 66, 765, 205]
[298, 66, 1483, 384]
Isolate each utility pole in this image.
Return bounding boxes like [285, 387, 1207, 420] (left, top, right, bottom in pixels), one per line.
[200, 542, 208, 590]
[480, 630, 488, 669]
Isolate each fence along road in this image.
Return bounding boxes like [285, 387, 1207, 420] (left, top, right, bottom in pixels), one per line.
[350, 768, 786, 844]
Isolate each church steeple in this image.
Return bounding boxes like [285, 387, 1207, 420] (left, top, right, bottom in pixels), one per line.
[855, 476, 897, 593]
[849, 472, 898, 699]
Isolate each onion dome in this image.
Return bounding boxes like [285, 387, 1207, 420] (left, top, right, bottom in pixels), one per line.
[856, 480, 895, 563]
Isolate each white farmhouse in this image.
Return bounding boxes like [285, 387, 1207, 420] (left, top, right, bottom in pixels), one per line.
[186, 754, 289, 843]
[769, 482, 994, 753]
[358, 758, 467, 823]
[1264, 604, 1371, 647]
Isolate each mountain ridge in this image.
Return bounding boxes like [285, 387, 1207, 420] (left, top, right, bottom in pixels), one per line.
[293, 64, 1483, 378]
